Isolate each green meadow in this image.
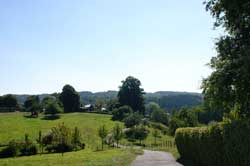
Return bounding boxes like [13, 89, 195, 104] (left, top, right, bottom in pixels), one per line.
[0, 112, 120, 147]
[0, 148, 139, 166]
[0, 112, 141, 166]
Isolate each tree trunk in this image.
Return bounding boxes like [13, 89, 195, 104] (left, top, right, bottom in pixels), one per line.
[101, 139, 103, 150]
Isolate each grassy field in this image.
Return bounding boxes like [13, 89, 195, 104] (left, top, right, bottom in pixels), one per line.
[0, 112, 178, 165]
[0, 112, 121, 149]
[0, 148, 141, 166]
[0, 112, 142, 165]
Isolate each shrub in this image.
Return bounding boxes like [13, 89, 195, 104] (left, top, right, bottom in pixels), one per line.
[150, 122, 169, 135]
[175, 119, 250, 166]
[169, 117, 186, 135]
[0, 139, 38, 158]
[112, 105, 132, 121]
[125, 125, 149, 145]
[0, 140, 21, 158]
[150, 108, 169, 125]
[124, 113, 142, 128]
[20, 143, 38, 156]
[42, 124, 84, 153]
[44, 102, 62, 115]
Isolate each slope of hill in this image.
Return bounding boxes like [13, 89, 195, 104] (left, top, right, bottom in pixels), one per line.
[0, 112, 137, 166]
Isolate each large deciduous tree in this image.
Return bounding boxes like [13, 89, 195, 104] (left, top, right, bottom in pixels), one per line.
[202, 0, 250, 117]
[118, 76, 145, 115]
[24, 95, 41, 117]
[60, 85, 80, 113]
[0, 95, 18, 112]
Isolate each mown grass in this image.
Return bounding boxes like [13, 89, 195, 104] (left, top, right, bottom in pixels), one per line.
[0, 148, 140, 166]
[0, 112, 141, 165]
[0, 112, 121, 149]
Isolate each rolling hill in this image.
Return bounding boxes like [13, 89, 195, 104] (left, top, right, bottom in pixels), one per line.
[14, 91, 203, 110]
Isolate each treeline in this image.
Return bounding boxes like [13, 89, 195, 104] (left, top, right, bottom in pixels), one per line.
[11, 91, 202, 112]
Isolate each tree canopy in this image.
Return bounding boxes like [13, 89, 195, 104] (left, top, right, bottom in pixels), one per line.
[203, 0, 250, 117]
[59, 85, 80, 113]
[118, 76, 145, 115]
[0, 95, 18, 108]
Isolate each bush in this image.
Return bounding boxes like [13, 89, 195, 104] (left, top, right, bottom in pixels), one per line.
[20, 143, 38, 156]
[169, 117, 186, 135]
[175, 119, 250, 166]
[44, 102, 62, 115]
[0, 140, 21, 158]
[0, 139, 38, 158]
[42, 124, 84, 153]
[150, 122, 169, 135]
[125, 125, 149, 145]
[124, 113, 142, 128]
[150, 109, 169, 125]
[112, 105, 132, 121]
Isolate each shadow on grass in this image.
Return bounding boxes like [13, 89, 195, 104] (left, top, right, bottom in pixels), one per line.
[177, 157, 196, 166]
[23, 114, 38, 119]
[41, 115, 61, 120]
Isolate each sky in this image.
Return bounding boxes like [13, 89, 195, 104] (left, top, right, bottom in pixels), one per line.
[0, 0, 221, 95]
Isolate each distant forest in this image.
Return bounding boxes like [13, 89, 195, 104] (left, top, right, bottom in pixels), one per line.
[14, 91, 202, 111]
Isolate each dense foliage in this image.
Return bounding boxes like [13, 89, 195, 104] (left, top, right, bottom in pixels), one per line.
[0, 135, 38, 158]
[0, 95, 19, 112]
[146, 94, 202, 111]
[202, 0, 250, 117]
[125, 125, 149, 145]
[60, 85, 80, 113]
[150, 108, 169, 126]
[118, 76, 145, 115]
[112, 105, 132, 121]
[124, 113, 142, 128]
[24, 95, 41, 117]
[175, 120, 250, 166]
[42, 124, 84, 153]
[44, 102, 63, 116]
[169, 107, 198, 135]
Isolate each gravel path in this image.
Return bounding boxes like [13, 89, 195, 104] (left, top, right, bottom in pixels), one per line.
[132, 150, 183, 166]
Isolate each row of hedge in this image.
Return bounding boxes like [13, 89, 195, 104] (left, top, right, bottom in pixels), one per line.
[175, 119, 250, 166]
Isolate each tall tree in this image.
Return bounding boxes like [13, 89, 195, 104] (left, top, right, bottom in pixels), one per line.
[203, 0, 250, 117]
[118, 76, 145, 115]
[24, 95, 41, 116]
[24, 96, 40, 110]
[60, 85, 80, 113]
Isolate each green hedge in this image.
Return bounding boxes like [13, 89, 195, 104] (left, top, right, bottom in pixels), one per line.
[175, 120, 250, 166]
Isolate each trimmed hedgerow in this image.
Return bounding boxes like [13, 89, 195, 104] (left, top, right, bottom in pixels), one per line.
[175, 120, 250, 166]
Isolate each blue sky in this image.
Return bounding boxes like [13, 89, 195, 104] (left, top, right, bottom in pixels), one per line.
[0, 0, 221, 95]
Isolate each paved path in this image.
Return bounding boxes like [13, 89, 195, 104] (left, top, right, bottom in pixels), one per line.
[132, 150, 183, 166]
